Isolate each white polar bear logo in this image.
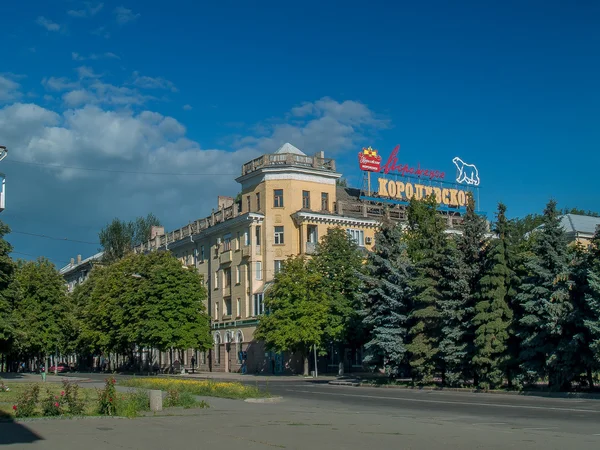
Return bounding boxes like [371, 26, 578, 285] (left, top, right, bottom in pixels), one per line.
[452, 157, 480, 186]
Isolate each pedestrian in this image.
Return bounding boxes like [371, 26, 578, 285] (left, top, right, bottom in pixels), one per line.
[191, 356, 196, 373]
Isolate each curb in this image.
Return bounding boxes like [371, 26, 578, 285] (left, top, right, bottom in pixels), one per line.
[329, 380, 600, 400]
[244, 396, 283, 404]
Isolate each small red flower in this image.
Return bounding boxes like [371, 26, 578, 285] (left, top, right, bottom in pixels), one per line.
[109, 397, 113, 403]
[61, 391, 65, 396]
[54, 402, 59, 408]
[55, 396, 59, 400]
[12, 405, 17, 411]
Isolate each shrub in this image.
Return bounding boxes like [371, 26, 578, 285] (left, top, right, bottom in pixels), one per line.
[97, 377, 117, 416]
[165, 388, 208, 409]
[41, 389, 63, 417]
[62, 380, 85, 415]
[14, 384, 40, 418]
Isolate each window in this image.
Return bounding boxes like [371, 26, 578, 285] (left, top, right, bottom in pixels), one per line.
[347, 229, 365, 247]
[255, 261, 262, 280]
[274, 260, 283, 274]
[214, 271, 219, 289]
[321, 192, 329, 211]
[224, 268, 231, 288]
[244, 230, 250, 246]
[273, 189, 284, 207]
[236, 298, 241, 317]
[253, 293, 264, 316]
[214, 302, 219, 320]
[236, 265, 241, 284]
[246, 195, 251, 212]
[236, 232, 241, 250]
[274, 226, 284, 245]
[200, 245, 205, 262]
[302, 190, 311, 209]
[223, 234, 231, 251]
[256, 192, 261, 211]
[255, 226, 261, 246]
[214, 239, 220, 258]
[225, 298, 232, 316]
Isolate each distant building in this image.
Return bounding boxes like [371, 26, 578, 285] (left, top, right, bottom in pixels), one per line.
[59, 251, 104, 293]
[558, 214, 600, 246]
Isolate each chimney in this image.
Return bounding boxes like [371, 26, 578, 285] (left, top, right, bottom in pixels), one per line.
[77, 254, 82, 264]
[70, 258, 74, 266]
[218, 196, 234, 210]
[150, 226, 165, 239]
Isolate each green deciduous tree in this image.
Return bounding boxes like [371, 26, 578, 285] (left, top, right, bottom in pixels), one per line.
[99, 213, 161, 263]
[472, 203, 513, 389]
[11, 258, 70, 367]
[255, 256, 330, 376]
[360, 219, 412, 376]
[0, 220, 15, 358]
[516, 200, 574, 390]
[313, 227, 364, 367]
[404, 195, 447, 383]
[78, 252, 211, 364]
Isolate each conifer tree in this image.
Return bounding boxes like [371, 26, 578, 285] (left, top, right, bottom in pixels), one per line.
[516, 200, 573, 390]
[472, 203, 513, 389]
[360, 219, 412, 375]
[438, 193, 488, 386]
[404, 195, 447, 383]
[585, 234, 600, 377]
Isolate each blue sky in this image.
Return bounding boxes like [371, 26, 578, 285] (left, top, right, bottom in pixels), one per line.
[0, 0, 598, 267]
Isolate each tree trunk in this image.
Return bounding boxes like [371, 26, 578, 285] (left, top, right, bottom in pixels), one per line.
[303, 354, 309, 376]
[587, 367, 594, 391]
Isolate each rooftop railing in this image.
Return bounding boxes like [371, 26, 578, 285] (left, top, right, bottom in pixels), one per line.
[242, 153, 336, 176]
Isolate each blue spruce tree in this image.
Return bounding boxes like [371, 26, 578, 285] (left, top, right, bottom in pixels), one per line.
[516, 200, 573, 390]
[360, 219, 413, 376]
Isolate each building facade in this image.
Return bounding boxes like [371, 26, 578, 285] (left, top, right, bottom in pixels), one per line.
[133, 143, 383, 374]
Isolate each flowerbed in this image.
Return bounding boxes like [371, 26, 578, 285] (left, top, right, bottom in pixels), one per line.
[0, 378, 150, 419]
[119, 377, 265, 399]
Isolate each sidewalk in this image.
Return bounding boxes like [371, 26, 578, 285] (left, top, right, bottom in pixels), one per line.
[178, 371, 338, 383]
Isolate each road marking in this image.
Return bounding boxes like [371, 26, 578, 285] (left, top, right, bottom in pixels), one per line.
[284, 389, 600, 414]
[473, 422, 507, 425]
[522, 427, 556, 430]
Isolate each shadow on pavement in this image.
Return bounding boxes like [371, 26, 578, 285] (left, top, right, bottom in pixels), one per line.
[0, 411, 44, 445]
[0, 372, 25, 380]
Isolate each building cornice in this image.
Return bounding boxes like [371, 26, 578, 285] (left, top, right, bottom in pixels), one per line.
[235, 166, 341, 185]
[292, 211, 379, 228]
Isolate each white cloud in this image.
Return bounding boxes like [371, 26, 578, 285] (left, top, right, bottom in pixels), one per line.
[132, 71, 177, 92]
[0, 76, 22, 102]
[235, 97, 389, 155]
[72, 52, 120, 61]
[114, 6, 140, 25]
[0, 96, 384, 264]
[91, 27, 110, 39]
[68, 2, 104, 18]
[76, 66, 101, 79]
[35, 16, 61, 32]
[62, 89, 95, 107]
[42, 77, 80, 92]
[182, 104, 193, 111]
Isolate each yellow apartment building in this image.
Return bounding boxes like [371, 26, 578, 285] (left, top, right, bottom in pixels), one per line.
[134, 143, 379, 374]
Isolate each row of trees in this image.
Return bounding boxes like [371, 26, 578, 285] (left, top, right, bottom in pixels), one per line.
[0, 214, 211, 372]
[258, 195, 600, 390]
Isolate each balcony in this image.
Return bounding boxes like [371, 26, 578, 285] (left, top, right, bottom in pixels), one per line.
[306, 242, 317, 255]
[241, 245, 251, 258]
[222, 286, 231, 297]
[220, 250, 232, 264]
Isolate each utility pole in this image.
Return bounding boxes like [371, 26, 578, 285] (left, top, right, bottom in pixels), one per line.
[0, 145, 7, 213]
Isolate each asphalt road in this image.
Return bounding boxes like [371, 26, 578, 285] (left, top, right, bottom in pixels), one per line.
[3, 372, 600, 448]
[71, 372, 600, 437]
